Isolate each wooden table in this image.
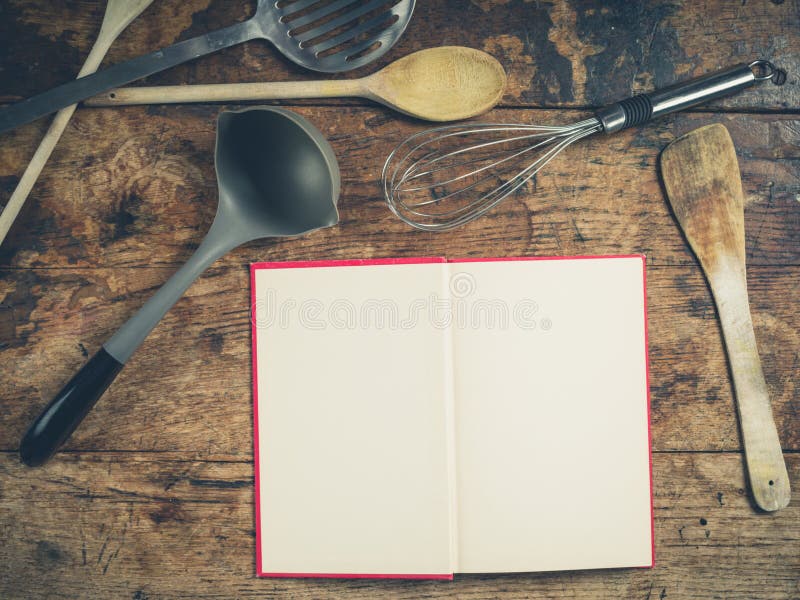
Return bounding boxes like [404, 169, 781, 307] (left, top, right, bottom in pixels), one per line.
[1, 2, 798, 598]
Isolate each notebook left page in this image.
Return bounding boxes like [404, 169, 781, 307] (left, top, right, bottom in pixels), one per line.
[251, 258, 455, 578]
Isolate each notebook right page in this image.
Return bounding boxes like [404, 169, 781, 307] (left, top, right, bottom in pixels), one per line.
[450, 256, 653, 573]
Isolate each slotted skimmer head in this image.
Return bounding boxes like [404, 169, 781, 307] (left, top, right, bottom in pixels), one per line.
[265, 0, 416, 72]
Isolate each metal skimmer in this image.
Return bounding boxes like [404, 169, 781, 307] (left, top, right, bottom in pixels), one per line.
[0, 0, 416, 134]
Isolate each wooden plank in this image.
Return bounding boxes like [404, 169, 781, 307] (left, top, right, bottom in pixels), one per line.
[0, 107, 798, 269]
[0, 452, 797, 599]
[0, 264, 797, 454]
[0, 1, 797, 110]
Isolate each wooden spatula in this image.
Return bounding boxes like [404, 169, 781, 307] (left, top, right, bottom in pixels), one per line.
[660, 123, 790, 511]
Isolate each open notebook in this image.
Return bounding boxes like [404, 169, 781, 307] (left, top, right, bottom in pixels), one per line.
[250, 256, 653, 579]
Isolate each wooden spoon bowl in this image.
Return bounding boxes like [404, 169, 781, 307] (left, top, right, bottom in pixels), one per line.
[363, 46, 507, 121]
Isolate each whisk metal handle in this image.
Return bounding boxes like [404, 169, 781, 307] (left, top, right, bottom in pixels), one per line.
[596, 61, 782, 134]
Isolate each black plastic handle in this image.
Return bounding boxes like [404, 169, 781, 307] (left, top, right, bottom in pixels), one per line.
[19, 347, 123, 466]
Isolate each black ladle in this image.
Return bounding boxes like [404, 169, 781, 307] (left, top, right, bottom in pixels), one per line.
[20, 107, 340, 466]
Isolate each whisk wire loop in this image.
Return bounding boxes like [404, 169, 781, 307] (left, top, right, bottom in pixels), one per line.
[383, 118, 602, 231]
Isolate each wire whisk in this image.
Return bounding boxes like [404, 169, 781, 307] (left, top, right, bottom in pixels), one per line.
[383, 119, 601, 231]
[382, 60, 785, 231]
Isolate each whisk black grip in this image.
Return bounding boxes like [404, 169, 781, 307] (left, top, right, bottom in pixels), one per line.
[619, 95, 654, 128]
[596, 61, 779, 134]
[595, 98, 652, 134]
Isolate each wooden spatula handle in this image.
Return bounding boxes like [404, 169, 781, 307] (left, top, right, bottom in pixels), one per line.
[708, 263, 791, 511]
[661, 124, 790, 512]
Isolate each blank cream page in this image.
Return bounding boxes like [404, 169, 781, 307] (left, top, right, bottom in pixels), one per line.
[253, 261, 454, 577]
[451, 257, 652, 573]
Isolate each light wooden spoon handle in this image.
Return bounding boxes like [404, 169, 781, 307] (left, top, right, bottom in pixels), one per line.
[83, 47, 508, 122]
[0, 0, 154, 248]
[708, 261, 791, 511]
[85, 79, 367, 106]
[661, 124, 790, 511]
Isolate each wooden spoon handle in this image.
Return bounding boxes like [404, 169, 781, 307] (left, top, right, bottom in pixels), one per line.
[709, 263, 791, 511]
[84, 79, 367, 106]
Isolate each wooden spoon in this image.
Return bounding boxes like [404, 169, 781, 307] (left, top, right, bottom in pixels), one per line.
[660, 123, 790, 512]
[84, 46, 508, 122]
[0, 0, 154, 248]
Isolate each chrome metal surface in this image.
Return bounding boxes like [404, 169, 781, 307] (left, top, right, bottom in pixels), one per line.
[648, 63, 756, 119]
[270, 0, 415, 72]
[749, 60, 778, 81]
[595, 104, 626, 135]
[599, 63, 762, 134]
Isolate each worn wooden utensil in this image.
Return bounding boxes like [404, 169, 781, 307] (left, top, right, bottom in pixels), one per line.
[0, 0, 154, 248]
[0, 0, 416, 134]
[85, 46, 507, 122]
[660, 123, 790, 511]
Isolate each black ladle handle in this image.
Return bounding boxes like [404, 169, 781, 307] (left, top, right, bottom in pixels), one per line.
[19, 213, 231, 466]
[19, 347, 123, 466]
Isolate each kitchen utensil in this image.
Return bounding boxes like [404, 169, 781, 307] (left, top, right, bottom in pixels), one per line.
[383, 60, 785, 231]
[19, 107, 340, 467]
[660, 123, 790, 512]
[0, 0, 155, 249]
[85, 46, 507, 122]
[0, 0, 416, 135]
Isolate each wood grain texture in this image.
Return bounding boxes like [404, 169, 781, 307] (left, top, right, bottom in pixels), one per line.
[0, 453, 798, 599]
[0, 0, 154, 246]
[0, 1, 797, 109]
[0, 108, 798, 270]
[0, 264, 797, 456]
[0, 1, 798, 598]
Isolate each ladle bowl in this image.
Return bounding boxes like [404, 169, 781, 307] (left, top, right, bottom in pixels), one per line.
[19, 107, 340, 466]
